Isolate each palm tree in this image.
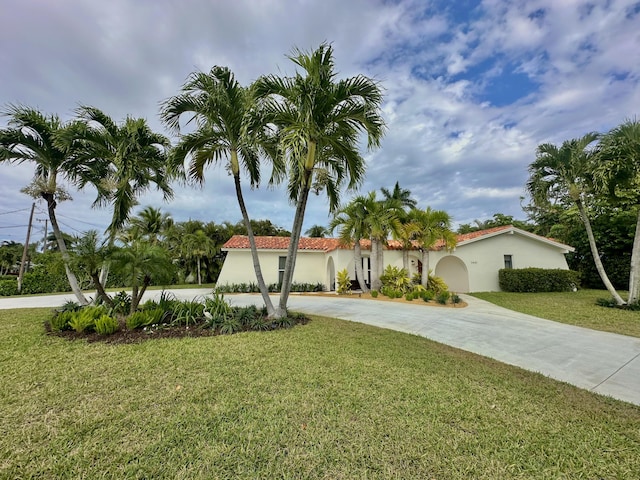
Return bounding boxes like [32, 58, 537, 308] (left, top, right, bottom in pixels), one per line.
[160, 66, 281, 316]
[0, 106, 106, 305]
[408, 207, 457, 287]
[71, 106, 174, 239]
[253, 43, 385, 315]
[329, 193, 375, 292]
[305, 224, 329, 238]
[71, 230, 113, 306]
[381, 182, 417, 209]
[597, 119, 640, 303]
[109, 240, 174, 314]
[181, 230, 217, 285]
[527, 133, 626, 305]
[363, 192, 397, 291]
[127, 206, 173, 245]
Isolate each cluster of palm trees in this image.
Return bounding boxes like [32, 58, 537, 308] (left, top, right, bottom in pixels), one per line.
[527, 120, 640, 305]
[330, 182, 457, 292]
[1, 43, 386, 318]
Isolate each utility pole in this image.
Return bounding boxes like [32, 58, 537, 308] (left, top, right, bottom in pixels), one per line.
[17, 203, 35, 293]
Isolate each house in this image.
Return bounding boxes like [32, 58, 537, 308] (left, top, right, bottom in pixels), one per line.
[217, 225, 574, 293]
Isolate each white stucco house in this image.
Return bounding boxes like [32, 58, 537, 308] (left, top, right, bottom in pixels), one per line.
[216, 225, 574, 293]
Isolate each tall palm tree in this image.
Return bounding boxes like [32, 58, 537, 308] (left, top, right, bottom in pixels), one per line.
[71, 106, 174, 239]
[0, 106, 105, 305]
[597, 119, 640, 303]
[329, 193, 375, 292]
[381, 181, 417, 209]
[160, 66, 281, 316]
[528, 133, 626, 305]
[363, 192, 397, 291]
[253, 43, 385, 315]
[408, 207, 457, 287]
[381, 184, 414, 273]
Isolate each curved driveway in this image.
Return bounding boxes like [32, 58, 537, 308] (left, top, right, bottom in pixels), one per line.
[2, 289, 639, 406]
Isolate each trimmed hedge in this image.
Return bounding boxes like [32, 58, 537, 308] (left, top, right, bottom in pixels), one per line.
[499, 268, 580, 293]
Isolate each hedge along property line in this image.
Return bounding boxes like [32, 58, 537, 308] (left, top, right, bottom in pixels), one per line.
[499, 268, 581, 293]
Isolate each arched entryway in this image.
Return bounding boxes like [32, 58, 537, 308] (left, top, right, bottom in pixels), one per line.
[326, 257, 336, 291]
[435, 256, 469, 293]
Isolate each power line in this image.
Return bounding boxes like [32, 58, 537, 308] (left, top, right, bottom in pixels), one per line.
[0, 225, 29, 229]
[55, 212, 106, 228]
[0, 208, 30, 216]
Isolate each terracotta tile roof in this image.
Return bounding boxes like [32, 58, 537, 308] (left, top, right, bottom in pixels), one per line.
[222, 235, 415, 252]
[223, 235, 342, 252]
[432, 225, 512, 250]
[223, 226, 571, 253]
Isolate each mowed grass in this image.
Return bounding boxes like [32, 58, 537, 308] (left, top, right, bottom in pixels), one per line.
[2, 309, 640, 479]
[471, 289, 640, 338]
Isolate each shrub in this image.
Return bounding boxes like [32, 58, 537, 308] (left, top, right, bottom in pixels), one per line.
[111, 291, 132, 315]
[49, 311, 74, 332]
[203, 293, 233, 327]
[172, 300, 204, 327]
[451, 293, 461, 305]
[380, 265, 412, 293]
[370, 290, 379, 298]
[68, 306, 106, 333]
[0, 279, 18, 296]
[421, 290, 435, 302]
[436, 291, 450, 305]
[94, 314, 120, 335]
[405, 292, 415, 301]
[336, 269, 351, 295]
[220, 316, 241, 335]
[126, 311, 155, 330]
[411, 271, 449, 294]
[499, 268, 581, 293]
[234, 305, 259, 327]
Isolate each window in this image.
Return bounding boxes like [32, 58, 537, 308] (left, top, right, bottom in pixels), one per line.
[278, 256, 286, 284]
[504, 255, 513, 269]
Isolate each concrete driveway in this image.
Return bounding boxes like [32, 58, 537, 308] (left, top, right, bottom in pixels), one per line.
[2, 289, 639, 406]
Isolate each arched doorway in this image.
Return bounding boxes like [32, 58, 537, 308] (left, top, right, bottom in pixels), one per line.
[435, 256, 469, 293]
[326, 257, 336, 291]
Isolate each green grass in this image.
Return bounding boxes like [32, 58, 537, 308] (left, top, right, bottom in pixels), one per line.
[471, 289, 640, 338]
[1, 308, 639, 478]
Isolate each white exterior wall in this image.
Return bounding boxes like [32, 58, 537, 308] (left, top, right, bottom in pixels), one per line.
[432, 232, 570, 292]
[217, 249, 326, 286]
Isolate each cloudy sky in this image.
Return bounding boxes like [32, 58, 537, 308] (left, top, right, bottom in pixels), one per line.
[1, 0, 639, 243]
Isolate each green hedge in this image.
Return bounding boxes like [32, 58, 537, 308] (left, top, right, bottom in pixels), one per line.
[499, 268, 580, 293]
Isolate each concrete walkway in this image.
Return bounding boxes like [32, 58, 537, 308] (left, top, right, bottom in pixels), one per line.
[2, 289, 639, 406]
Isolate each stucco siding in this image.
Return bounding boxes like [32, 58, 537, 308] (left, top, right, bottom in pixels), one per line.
[217, 250, 326, 286]
[433, 232, 571, 292]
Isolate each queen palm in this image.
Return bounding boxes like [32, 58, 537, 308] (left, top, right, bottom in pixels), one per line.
[253, 43, 385, 315]
[408, 207, 457, 287]
[527, 133, 625, 305]
[161, 66, 280, 316]
[0, 106, 105, 305]
[597, 119, 640, 303]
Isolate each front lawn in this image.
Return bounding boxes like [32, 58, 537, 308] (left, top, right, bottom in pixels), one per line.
[1, 308, 639, 478]
[471, 289, 640, 338]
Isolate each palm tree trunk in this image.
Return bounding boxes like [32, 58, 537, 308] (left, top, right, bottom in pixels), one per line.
[233, 174, 276, 316]
[577, 199, 626, 305]
[197, 257, 202, 285]
[354, 240, 369, 292]
[627, 211, 640, 304]
[421, 249, 430, 288]
[370, 238, 381, 291]
[278, 181, 312, 316]
[377, 241, 384, 286]
[91, 272, 113, 307]
[44, 194, 89, 305]
[402, 250, 409, 273]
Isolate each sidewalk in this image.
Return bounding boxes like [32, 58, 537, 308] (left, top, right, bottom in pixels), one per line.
[1, 290, 639, 406]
